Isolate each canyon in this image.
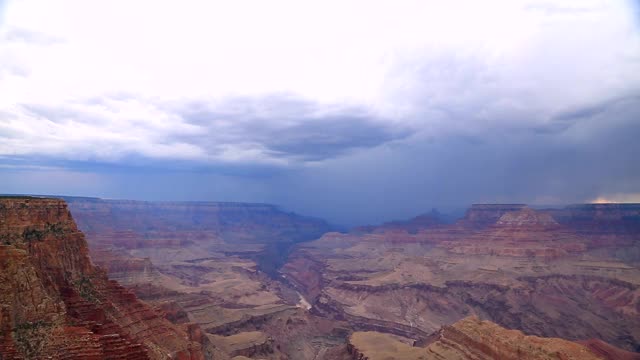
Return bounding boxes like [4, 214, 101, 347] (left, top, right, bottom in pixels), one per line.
[283, 203, 640, 357]
[64, 197, 346, 359]
[1, 197, 638, 359]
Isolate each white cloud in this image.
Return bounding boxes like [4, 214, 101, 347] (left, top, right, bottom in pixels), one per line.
[0, 0, 638, 165]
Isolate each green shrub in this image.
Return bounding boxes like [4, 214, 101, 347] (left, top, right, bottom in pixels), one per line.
[74, 276, 100, 303]
[22, 228, 45, 242]
[13, 320, 51, 358]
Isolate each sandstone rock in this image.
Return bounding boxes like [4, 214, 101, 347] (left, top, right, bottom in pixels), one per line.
[0, 197, 207, 359]
[579, 338, 640, 360]
[348, 316, 616, 360]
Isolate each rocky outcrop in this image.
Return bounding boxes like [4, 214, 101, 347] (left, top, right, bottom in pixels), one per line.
[579, 338, 640, 360]
[439, 208, 586, 258]
[544, 204, 640, 249]
[207, 331, 274, 358]
[0, 197, 207, 359]
[348, 316, 625, 360]
[458, 204, 528, 228]
[425, 316, 622, 360]
[495, 208, 559, 227]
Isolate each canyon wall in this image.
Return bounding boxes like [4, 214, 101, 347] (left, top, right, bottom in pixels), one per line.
[63, 197, 347, 359]
[283, 204, 640, 352]
[16, 197, 636, 358]
[65, 197, 331, 245]
[0, 197, 209, 359]
[347, 316, 639, 360]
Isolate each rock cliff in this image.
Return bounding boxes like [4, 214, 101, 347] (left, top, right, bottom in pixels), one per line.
[0, 197, 207, 359]
[348, 316, 622, 359]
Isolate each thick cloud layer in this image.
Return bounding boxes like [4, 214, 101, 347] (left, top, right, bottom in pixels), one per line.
[4, 96, 407, 165]
[1, 0, 639, 225]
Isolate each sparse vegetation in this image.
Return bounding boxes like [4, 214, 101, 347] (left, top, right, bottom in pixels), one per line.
[45, 222, 67, 237]
[0, 233, 17, 246]
[21, 223, 67, 243]
[22, 228, 45, 242]
[74, 275, 100, 303]
[12, 320, 51, 359]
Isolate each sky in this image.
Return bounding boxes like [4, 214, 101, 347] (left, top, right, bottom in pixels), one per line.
[1, 0, 639, 226]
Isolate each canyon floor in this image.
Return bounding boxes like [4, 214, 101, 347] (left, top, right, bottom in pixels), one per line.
[1, 197, 639, 359]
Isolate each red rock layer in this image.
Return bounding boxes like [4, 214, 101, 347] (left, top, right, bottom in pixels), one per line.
[579, 338, 640, 360]
[439, 208, 587, 258]
[0, 197, 206, 359]
[347, 317, 627, 360]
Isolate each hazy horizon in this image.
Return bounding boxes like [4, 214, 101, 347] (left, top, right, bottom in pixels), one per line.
[0, 191, 627, 229]
[1, 0, 639, 225]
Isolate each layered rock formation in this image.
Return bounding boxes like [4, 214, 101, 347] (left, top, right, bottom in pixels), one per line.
[459, 204, 529, 228]
[348, 316, 629, 360]
[0, 197, 209, 359]
[283, 204, 640, 352]
[545, 204, 640, 249]
[61, 197, 347, 359]
[579, 338, 640, 360]
[65, 197, 330, 246]
[439, 208, 587, 258]
[64, 197, 332, 280]
[23, 197, 637, 358]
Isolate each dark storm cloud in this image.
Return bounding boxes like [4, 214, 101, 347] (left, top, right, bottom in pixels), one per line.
[260, 93, 640, 226]
[267, 117, 406, 161]
[177, 97, 410, 162]
[530, 96, 638, 134]
[8, 95, 411, 166]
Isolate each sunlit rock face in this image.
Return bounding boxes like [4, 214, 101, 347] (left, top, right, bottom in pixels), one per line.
[283, 204, 640, 352]
[348, 316, 639, 360]
[0, 197, 208, 359]
[495, 208, 559, 227]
